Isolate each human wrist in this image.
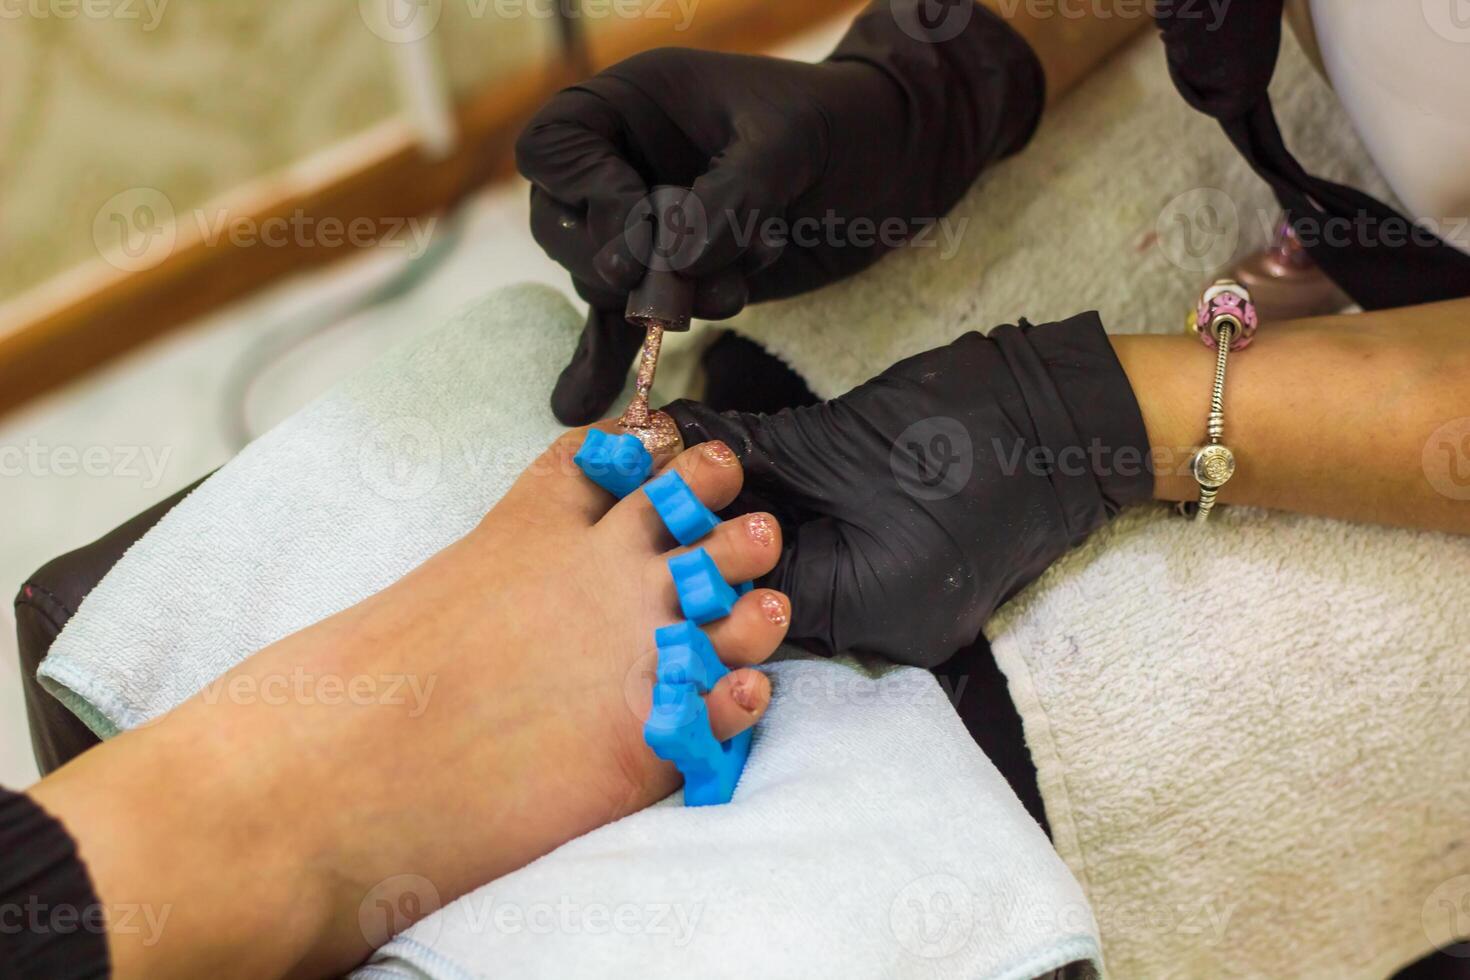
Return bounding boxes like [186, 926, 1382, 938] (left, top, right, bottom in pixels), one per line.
[1108, 332, 1224, 504]
[1021, 312, 1155, 516]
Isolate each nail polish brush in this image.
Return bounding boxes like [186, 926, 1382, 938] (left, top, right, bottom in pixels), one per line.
[618, 186, 695, 454]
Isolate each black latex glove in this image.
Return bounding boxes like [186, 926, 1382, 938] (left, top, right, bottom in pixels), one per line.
[665, 313, 1153, 667]
[515, 0, 1045, 424]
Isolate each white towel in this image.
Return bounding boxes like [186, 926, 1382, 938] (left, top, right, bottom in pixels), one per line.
[40, 283, 1103, 980]
[711, 26, 1470, 980]
[358, 659, 1098, 980]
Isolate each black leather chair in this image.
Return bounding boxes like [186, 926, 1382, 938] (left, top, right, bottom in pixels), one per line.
[15, 479, 202, 775]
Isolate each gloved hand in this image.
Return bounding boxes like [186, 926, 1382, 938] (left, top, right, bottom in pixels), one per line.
[665, 313, 1154, 667]
[515, 1, 1045, 424]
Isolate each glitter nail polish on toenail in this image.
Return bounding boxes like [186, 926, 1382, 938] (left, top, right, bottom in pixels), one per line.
[760, 592, 789, 627]
[746, 513, 776, 547]
[731, 675, 760, 712]
[702, 441, 737, 466]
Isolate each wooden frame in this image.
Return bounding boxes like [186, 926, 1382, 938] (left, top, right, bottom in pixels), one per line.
[0, 0, 863, 417]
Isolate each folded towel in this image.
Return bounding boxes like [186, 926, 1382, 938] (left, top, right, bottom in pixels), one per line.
[39, 285, 571, 735]
[40, 283, 1103, 979]
[359, 659, 1098, 980]
[989, 508, 1470, 980]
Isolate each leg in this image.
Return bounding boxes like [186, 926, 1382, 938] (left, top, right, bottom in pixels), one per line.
[28, 429, 789, 980]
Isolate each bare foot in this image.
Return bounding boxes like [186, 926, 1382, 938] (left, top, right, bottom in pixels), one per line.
[32, 426, 790, 979]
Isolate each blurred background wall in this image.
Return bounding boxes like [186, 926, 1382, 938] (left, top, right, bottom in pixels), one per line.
[0, 1, 558, 300]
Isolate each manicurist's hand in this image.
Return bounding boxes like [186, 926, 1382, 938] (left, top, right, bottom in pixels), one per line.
[666, 313, 1154, 666]
[515, 1, 1045, 424]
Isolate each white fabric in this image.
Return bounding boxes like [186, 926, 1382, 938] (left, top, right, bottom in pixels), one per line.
[1307, 0, 1470, 244]
[358, 660, 1098, 980]
[39, 22, 1469, 980]
[40, 283, 1101, 980]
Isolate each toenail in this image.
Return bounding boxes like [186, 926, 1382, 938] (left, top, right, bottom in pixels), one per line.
[731, 674, 761, 712]
[759, 591, 790, 627]
[746, 513, 776, 548]
[702, 441, 738, 466]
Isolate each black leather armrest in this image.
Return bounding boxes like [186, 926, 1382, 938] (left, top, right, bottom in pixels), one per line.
[14, 477, 206, 775]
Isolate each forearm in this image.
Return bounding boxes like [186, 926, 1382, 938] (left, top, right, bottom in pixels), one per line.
[1112, 298, 1470, 533]
[981, 0, 1149, 104]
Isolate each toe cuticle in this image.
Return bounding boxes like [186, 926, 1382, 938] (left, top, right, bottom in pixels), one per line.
[759, 591, 790, 627]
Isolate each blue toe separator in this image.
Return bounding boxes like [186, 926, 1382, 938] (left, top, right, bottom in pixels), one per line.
[573, 431, 755, 806]
[643, 471, 721, 545]
[573, 430, 652, 499]
[643, 621, 753, 807]
[646, 472, 754, 594]
[668, 548, 742, 625]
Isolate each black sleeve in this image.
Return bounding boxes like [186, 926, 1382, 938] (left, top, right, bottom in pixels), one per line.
[0, 787, 109, 978]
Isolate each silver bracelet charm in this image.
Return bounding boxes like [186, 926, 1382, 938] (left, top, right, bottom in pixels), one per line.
[1182, 279, 1257, 522]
